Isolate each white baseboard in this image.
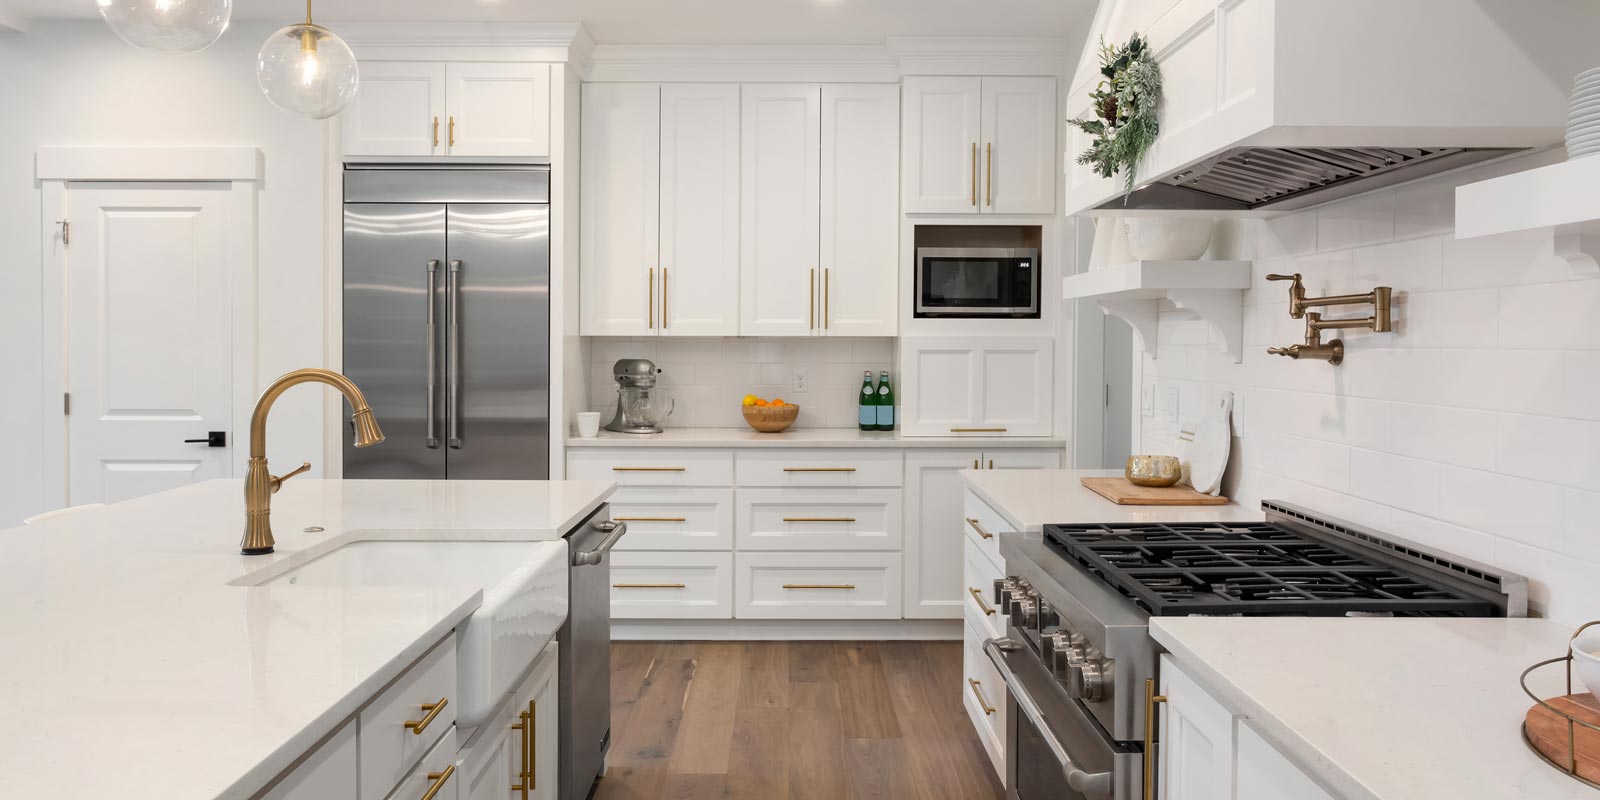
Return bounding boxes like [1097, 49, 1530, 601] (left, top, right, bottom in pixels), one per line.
[612, 618, 962, 641]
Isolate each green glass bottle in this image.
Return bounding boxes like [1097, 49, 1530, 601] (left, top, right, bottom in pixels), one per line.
[875, 371, 895, 432]
[858, 371, 878, 431]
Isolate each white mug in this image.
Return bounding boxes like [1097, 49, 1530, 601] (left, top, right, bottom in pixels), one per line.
[575, 412, 601, 439]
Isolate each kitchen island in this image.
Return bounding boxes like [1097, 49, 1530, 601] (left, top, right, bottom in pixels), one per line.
[0, 478, 614, 799]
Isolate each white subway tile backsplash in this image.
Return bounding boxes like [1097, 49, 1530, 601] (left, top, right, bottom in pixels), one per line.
[1349, 449, 1440, 517]
[1393, 180, 1456, 240]
[1352, 236, 1443, 292]
[1386, 403, 1497, 471]
[1499, 279, 1600, 350]
[1316, 190, 1395, 252]
[1436, 466, 1563, 549]
[1442, 229, 1568, 290]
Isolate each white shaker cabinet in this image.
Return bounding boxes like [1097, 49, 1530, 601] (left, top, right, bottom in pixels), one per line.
[342, 62, 549, 158]
[820, 84, 900, 336]
[461, 643, 559, 800]
[659, 84, 742, 336]
[740, 84, 823, 336]
[900, 337, 1054, 437]
[342, 61, 447, 156]
[580, 84, 661, 336]
[902, 76, 1057, 215]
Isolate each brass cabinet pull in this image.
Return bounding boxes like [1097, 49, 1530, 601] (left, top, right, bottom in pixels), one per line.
[647, 268, 654, 329]
[782, 517, 856, 523]
[782, 583, 855, 590]
[989, 459, 995, 470]
[614, 516, 687, 522]
[662, 267, 669, 330]
[950, 427, 1008, 433]
[986, 142, 993, 206]
[969, 587, 996, 615]
[782, 467, 856, 473]
[824, 268, 830, 330]
[404, 698, 448, 735]
[1144, 679, 1167, 800]
[432, 116, 439, 147]
[966, 517, 994, 540]
[447, 116, 456, 148]
[612, 466, 686, 472]
[613, 583, 688, 589]
[511, 709, 531, 798]
[809, 268, 816, 329]
[973, 459, 979, 469]
[528, 700, 538, 790]
[971, 142, 978, 206]
[968, 678, 996, 715]
[422, 765, 455, 800]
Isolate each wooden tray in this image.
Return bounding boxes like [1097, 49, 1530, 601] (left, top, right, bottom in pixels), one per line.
[1526, 692, 1600, 785]
[1081, 476, 1230, 506]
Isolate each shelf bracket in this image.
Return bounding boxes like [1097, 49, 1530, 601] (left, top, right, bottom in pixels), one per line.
[1096, 297, 1161, 360]
[1167, 289, 1245, 364]
[1554, 220, 1600, 277]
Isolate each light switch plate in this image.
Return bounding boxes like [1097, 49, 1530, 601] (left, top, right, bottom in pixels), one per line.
[1141, 385, 1156, 418]
[793, 369, 809, 394]
[1163, 386, 1180, 424]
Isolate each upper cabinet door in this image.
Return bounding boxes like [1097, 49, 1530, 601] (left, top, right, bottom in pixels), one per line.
[902, 76, 982, 214]
[660, 84, 741, 337]
[342, 61, 447, 157]
[581, 83, 660, 337]
[740, 84, 821, 337]
[444, 63, 551, 157]
[820, 84, 899, 337]
[981, 77, 1058, 214]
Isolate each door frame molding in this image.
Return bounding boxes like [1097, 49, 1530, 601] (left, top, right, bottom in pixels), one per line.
[37, 146, 263, 507]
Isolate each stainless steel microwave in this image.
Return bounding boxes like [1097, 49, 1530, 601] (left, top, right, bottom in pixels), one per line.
[914, 247, 1041, 318]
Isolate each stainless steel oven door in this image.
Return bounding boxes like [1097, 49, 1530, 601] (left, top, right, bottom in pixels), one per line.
[984, 637, 1141, 800]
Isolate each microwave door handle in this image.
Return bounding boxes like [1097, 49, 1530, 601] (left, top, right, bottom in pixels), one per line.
[984, 638, 1114, 796]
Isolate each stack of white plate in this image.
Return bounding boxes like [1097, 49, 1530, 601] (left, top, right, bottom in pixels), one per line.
[1568, 66, 1600, 158]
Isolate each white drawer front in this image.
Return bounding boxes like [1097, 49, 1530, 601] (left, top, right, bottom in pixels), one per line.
[962, 490, 1011, 571]
[735, 450, 904, 487]
[610, 551, 733, 619]
[735, 552, 902, 619]
[567, 448, 733, 486]
[736, 488, 902, 551]
[385, 726, 458, 800]
[962, 618, 1007, 778]
[360, 636, 457, 800]
[609, 487, 733, 550]
[963, 537, 1006, 641]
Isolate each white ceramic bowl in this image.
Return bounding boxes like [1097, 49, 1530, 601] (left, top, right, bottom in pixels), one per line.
[1122, 218, 1215, 261]
[1572, 631, 1600, 699]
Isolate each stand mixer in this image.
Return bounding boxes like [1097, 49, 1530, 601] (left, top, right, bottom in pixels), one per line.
[605, 358, 675, 434]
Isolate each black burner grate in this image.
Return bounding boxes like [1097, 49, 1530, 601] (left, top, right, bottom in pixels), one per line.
[1044, 521, 1497, 616]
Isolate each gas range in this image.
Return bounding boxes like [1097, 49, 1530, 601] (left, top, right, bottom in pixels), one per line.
[983, 501, 1527, 800]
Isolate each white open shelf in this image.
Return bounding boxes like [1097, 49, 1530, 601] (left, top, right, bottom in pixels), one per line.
[1063, 260, 1253, 363]
[1456, 155, 1600, 276]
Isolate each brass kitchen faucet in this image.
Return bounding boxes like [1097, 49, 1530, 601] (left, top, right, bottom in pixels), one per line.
[1265, 273, 1392, 366]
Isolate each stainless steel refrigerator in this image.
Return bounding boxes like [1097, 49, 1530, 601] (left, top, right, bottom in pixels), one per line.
[342, 164, 550, 479]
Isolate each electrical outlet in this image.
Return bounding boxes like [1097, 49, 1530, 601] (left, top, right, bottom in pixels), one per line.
[1163, 386, 1180, 424]
[793, 368, 809, 394]
[1141, 385, 1156, 418]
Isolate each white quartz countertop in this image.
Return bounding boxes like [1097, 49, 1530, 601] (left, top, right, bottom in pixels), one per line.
[1152, 617, 1593, 800]
[567, 427, 1066, 449]
[0, 478, 615, 800]
[961, 468, 1262, 530]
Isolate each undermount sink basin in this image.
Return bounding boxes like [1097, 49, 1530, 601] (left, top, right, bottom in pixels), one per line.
[244, 537, 569, 730]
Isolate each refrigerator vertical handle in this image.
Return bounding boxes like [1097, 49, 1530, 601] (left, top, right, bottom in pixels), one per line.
[425, 260, 440, 449]
[447, 259, 463, 449]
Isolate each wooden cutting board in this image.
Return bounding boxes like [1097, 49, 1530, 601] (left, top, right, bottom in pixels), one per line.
[1081, 477, 1230, 506]
[1525, 691, 1600, 784]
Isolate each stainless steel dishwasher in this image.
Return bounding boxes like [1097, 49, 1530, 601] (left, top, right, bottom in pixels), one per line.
[560, 507, 626, 800]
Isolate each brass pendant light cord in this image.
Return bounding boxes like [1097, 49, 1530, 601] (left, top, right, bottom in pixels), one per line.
[305, 0, 313, 25]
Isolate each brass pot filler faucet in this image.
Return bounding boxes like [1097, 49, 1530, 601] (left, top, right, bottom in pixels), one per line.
[242, 368, 385, 555]
[1265, 273, 1392, 366]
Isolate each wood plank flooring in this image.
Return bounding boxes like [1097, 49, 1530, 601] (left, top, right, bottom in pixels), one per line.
[595, 641, 1005, 800]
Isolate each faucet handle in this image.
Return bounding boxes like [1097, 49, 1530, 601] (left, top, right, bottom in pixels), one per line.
[270, 461, 312, 493]
[1265, 273, 1302, 282]
[1267, 346, 1299, 358]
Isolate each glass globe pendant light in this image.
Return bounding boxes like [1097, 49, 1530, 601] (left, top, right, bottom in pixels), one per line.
[97, 0, 232, 53]
[256, 0, 359, 119]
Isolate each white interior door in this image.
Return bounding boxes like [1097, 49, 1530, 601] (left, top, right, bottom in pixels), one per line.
[65, 182, 234, 504]
[660, 83, 740, 336]
[739, 84, 821, 336]
[820, 83, 899, 336]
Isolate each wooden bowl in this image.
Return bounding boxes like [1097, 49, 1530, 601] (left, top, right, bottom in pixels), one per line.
[743, 404, 799, 433]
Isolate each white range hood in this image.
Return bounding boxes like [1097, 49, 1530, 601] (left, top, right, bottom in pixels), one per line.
[1062, 0, 1600, 217]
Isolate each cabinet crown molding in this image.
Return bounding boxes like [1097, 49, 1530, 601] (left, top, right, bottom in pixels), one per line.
[586, 36, 1072, 83]
[342, 21, 595, 68]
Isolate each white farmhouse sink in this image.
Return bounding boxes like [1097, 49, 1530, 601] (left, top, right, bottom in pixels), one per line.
[245, 538, 569, 730]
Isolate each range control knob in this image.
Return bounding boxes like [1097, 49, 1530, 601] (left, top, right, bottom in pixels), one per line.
[1009, 597, 1039, 628]
[1036, 601, 1059, 629]
[1068, 657, 1113, 703]
[1040, 631, 1072, 668]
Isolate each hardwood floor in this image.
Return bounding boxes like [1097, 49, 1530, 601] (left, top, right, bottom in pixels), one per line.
[595, 641, 1006, 800]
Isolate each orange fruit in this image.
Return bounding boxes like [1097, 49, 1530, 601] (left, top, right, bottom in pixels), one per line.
[756, 399, 769, 406]
[772, 398, 786, 406]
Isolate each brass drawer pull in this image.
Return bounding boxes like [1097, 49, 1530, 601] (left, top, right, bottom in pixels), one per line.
[527, 700, 538, 789]
[950, 427, 1007, 433]
[447, 116, 456, 148]
[782, 467, 857, 473]
[422, 764, 455, 800]
[782, 583, 855, 590]
[511, 709, 531, 798]
[1144, 679, 1168, 800]
[782, 517, 856, 523]
[614, 516, 687, 523]
[986, 142, 993, 207]
[612, 466, 686, 472]
[966, 517, 994, 540]
[971, 141, 978, 206]
[969, 587, 996, 615]
[404, 697, 448, 735]
[432, 116, 439, 147]
[647, 267, 654, 329]
[968, 678, 996, 715]
[613, 583, 687, 589]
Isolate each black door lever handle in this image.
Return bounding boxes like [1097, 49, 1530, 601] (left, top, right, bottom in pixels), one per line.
[184, 431, 227, 447]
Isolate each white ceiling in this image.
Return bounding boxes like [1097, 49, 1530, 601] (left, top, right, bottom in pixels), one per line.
[7, 0, 1096, 45]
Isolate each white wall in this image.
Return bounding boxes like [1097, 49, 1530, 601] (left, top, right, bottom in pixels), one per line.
[1138, 150, 1600, 623]
[0, 22, 329, 526]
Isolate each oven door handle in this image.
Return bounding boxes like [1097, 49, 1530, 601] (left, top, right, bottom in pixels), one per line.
[984, 638, 1114, 796]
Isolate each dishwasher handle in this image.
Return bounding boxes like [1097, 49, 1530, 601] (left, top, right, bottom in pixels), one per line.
[572, 519, 628, 566]
[984, 637, 1114, 796]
